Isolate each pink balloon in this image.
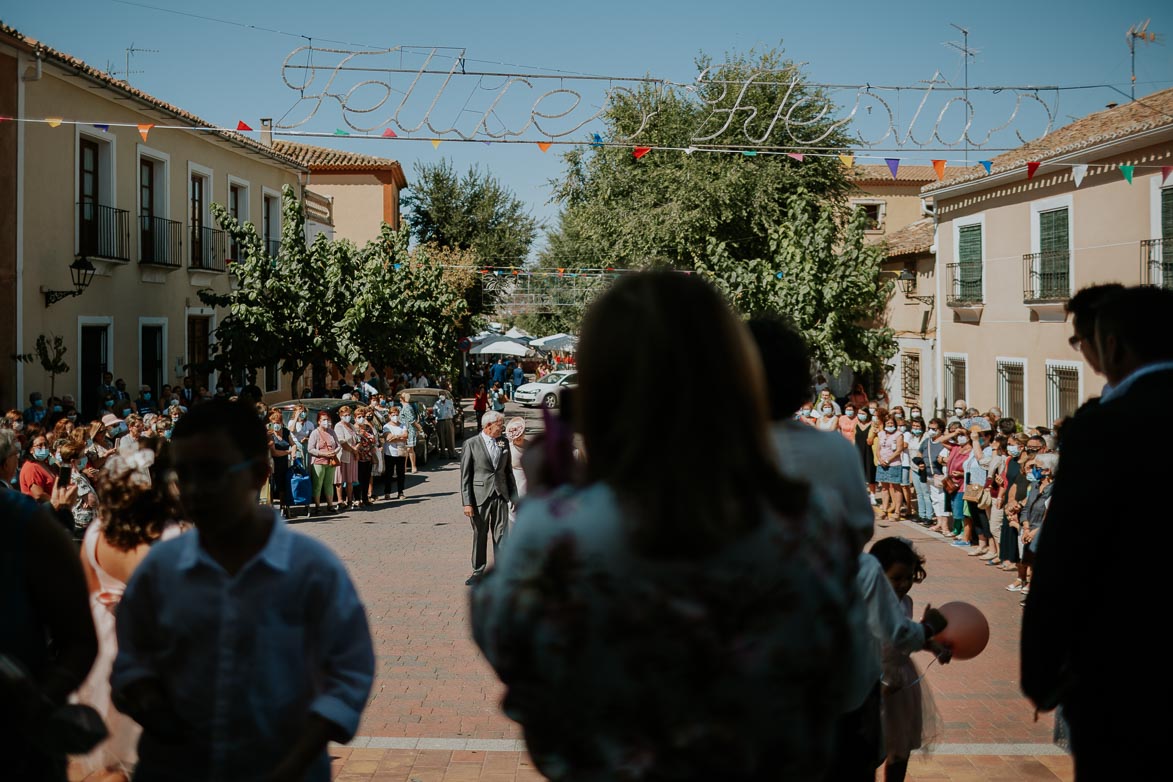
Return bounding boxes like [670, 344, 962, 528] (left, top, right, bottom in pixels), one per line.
[933, 601, 990, 660]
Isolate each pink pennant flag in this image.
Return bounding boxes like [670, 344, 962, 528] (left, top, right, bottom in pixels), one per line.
[381, 128, 397, 138]
[885, 158, 900, 178]
[633, 146, 651, 159]
[786, 152, 804, 162]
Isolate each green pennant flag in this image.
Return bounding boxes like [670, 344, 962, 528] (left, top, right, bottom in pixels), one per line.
[1120, 164, 1134, 184]
[334, 128, 350, 136]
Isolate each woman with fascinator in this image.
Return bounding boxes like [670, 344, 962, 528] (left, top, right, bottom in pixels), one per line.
[71, 437, 186, 781]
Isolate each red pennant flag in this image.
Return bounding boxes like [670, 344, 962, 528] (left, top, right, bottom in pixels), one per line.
[633, 146, 651, 160]
[381, 128, 397, 138]
[537, 142, 552, 152]
[236, 121, 253, 131]
[1026, 161, 1041, 180]
[1162, 166, 1173, 185]
[138, 123, 154, 141]
[786, 152, 804, 162]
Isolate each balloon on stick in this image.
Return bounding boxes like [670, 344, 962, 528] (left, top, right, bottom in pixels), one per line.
[933, 601, 990, 660]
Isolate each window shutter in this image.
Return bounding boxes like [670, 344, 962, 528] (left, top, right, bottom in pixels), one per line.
[1162, 189, 1173, 243]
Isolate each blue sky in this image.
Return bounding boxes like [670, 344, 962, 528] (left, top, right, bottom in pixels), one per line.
[5, 0, 1172, 253]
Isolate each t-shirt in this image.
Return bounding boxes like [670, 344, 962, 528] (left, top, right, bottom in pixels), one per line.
[491, 390, 507, 412]
[18, 460, 56, 498]
[382, 422, 407, 457]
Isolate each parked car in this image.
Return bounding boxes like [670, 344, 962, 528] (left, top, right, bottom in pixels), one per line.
[512, 371, 578, 409]
[269, 398, 348, 429]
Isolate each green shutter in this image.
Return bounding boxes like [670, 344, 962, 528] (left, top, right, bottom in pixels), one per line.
[1039, 208, 1068, 253]
[1162, 189, 1173, 243]
[957, 224, 982, 300]
[1038, 208, 1069, 298]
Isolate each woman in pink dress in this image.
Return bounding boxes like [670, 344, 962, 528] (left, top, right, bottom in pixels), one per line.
[72, 438, 185, 781]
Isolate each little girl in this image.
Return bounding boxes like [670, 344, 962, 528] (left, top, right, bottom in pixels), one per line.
[870, 537, 943, 782]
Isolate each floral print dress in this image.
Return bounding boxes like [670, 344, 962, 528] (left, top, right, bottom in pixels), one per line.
[470, 483, 860, 782]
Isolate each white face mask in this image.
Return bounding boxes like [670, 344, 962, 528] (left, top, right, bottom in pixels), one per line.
[954, 408, 964, 416]
[821, 407, 833, 415]
[1007, 445, 1022, 456]
[357, 417, 367, 425]
[319, 420, 330, 429]
[884, 426, 897, 433]
[957, 435, 969, 444]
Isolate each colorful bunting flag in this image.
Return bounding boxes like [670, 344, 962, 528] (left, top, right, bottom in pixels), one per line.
[137, 123, 153, 141]
[381, 128, 397, 138]
[1163, 166, 1173, 185]
[1072, 164, 1088, 188]
[979, 160, 992, 174]
[431, 139, 443, 149]
[741, 150, 757, 157]
[1120, 164, 1134, 184]
[92, 124, 109, 132]
[590, 133, 603, 147]
[0, 116, 8, 123]
[683, 147, 696, 155]
[46, 117, 63, 128]
[236, 121, 253, 132]
[393, 263, 402, 271]
[633, 146, 651, 159]
[838, 154, 855, 168]
[931, 159, 946, 180]
[333, 128, 350, 136]
[537, 141, 552, 152]
[885, 158, 900, 178]
[786, 152, 804, 162]
[1026, 161, 1041, 180]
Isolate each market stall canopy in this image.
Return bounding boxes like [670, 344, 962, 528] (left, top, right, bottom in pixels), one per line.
[531, 333, 578, 352]
[504, 327, 532, 340]
[470, 339, 533, 357]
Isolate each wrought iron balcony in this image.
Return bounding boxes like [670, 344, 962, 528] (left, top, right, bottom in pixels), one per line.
[1022, 250, 1070, 302]
[78, 202, 130, 261]
[1143, 239, 1169, 289]
[945, 262, 983, 305]
[189, 225, 229, 272]
[139, 215, 183, 267]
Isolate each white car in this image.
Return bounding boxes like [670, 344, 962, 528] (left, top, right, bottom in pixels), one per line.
[512, 371, 578, 408]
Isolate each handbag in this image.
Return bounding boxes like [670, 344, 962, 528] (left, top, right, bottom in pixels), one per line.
[963, 481, 991, 508]
[288, 457, 312, 506]
[942, 476, 958, 494]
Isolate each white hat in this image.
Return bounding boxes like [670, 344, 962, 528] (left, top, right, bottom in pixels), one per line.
[100, 413, 123, 427]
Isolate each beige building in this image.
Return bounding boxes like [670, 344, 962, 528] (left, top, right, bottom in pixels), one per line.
[0, 24, 308, 414]
[272, 140, 407, 247]
[923, 87, 1173, 425]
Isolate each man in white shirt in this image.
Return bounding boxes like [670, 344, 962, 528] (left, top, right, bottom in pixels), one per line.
[433, 392, 458, 459]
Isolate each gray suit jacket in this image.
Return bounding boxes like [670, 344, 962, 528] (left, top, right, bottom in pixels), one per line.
[460, 434, 517, 509]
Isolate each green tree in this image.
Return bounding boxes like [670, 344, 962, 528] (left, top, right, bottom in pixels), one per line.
[697, 191, 897, 376]
[13, 334, 70, 398]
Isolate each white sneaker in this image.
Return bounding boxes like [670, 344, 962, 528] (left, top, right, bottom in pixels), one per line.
[1006, 581, 1025, 592]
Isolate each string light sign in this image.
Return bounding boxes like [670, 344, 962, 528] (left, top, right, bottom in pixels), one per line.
[277, 44, 1057, 150]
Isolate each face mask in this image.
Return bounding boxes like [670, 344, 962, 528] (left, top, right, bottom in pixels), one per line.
[911, 410, 921, 418]
[807, 409, 818, 419]
[894, 412, 904, 419]
[884, 426, 897, 433]
[912, 428, 923, 435]
[52, 405, 63, 413]
[299, 412, 307, 420]
[899, 425, 908, 432]
[33, 448, 49, 461]
[34, 399, 44, 409]
[390, 416, 400, 424]
[121, 409, 132, 418]
[858, 414, 870, 422]
[957, 435, 969, 444]
[164, 429, 173, 440]
[822, 407, 833, 415]
[928, 429, 940, 436]
[845, 410, 855, 418]
[1029, 467, 1043, 482]
[319, 420, 330, 429]
[1007, 445, 1021, 456]
[357, 417, 367, 425]
[105, 399, 115, 408]
[78, 456, 88, 469]
[341, 415, 353, 424]
[868, 408, 877, 415]
[270, 423, 281, 431]
[954, 408, 964, 416]
[170, 399, 179, 407]
[143, 393, 151, 400]
[67, 414, 77, 422]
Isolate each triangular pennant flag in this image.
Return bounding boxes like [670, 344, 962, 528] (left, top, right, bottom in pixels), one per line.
[381, 128, 397, 138]
[741, 150, 758, 157]
[932, 159, 947, 180]
[1026, 161, 1041, 180]
[1163, 166, 1173, 185]
[979, 160, 992, 174]
[138, 123, 153, 141]
[92, 124, 109, 132]
[633, 146, 651, 159]
[482, 141, 492, 146]
[786, 152, 804, 162]
[591, 133, 603, 147]
[1072, 164, 1088, 188]
[0, 116, 9, 123]
[333, 128, 350, 136]
[236, 121, 253, 132]
[46, 117, 63, 128]
[838, 154, 855, 168]
[537, 141, 552, 152]
[1120, 164, 1134, 184]
[885, 158, 900, 178]
[683, 147, 696, 155]
[431, 139, 442, 149]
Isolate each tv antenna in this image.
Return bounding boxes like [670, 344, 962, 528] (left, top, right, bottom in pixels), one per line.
[1126, 20, 1161, 101]
[109, 44, 159, 85]
[945, 23, 979, 161]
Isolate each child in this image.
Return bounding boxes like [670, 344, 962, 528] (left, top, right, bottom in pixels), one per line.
[870, 537, 944, 782]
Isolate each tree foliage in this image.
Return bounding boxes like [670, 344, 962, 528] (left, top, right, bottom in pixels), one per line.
[13, 334, 70, 398]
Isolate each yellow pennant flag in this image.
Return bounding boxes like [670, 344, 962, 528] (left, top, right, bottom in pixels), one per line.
[46, 117, 63, 128]
[431, 139, 442, 149]
[838, 154, 855, 168]
[537, 141, 552, 152]
[138, 123, 154, 141]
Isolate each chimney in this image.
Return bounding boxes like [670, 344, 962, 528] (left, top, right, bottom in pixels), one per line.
[260, 118, 273, 147]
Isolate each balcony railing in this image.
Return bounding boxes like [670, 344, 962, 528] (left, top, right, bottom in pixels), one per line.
[945, 262, 983, 305]
[1022, 250, 1071, 302]
[139, 214, 183, 267]
[1143, 239, 1170, 289]
[189, 225, 229, 272]
[78, 202, 130, 261]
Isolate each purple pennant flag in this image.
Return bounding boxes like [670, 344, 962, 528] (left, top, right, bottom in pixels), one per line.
[93, 124, 109, 132]
[885, 158, 900, 179]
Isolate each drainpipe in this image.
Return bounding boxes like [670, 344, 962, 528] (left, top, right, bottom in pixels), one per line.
[932, 204, 944, 417]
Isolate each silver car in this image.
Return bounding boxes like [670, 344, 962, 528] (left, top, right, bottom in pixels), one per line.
[512, 371, 578, 409]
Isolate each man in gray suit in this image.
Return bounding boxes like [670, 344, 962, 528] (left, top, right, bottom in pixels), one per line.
[460, 410, 517, 585]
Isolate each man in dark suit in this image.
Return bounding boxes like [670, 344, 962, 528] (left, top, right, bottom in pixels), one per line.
[1022, 286, 1173, 780]
[179, 376, 196, 407]
[460, 410, 516, 586]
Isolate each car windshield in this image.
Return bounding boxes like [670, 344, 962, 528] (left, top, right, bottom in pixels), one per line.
[541, 373, 569, 384]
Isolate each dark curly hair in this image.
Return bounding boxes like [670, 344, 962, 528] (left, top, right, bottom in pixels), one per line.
[869, 537, 927, 584]
[95, 436, 182, 551]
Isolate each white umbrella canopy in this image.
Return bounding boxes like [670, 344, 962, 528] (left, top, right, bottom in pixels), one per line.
[532, 333, 577, 352]
[471, 339, 533, 357]
[504, 326, 532, 340]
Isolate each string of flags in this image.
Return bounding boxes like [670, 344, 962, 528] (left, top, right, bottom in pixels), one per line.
[2, 114, 1170, 186]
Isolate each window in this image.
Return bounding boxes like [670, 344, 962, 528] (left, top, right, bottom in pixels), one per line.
[264, 361, 279, 393]
[996, 359, 1026, 423]
[77, 131, 123, 259]
[1036, 207, 1070, 299]
[263, 193, 279, 256]
[1164, 187, 1173, 243]
[853, 200, 884, 231]
[228, 181, 248, 261]
[1046, 363, 1081, 425]
[190, 172, 208, 266]
[140, 320, 166, 398]
[187, 315, 211, 391]
[945, 356, 967, 409]
[954, 224, 983, 302]
[901, 352, 921, 407]
[138, 151, 171, 264]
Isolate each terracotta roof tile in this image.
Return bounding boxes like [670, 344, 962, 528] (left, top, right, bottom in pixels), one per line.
[0, 24, 306, 172]
[923, 86, 1173, 193]
[884, 218, 935, 258]
[852, 164, 938, 183]
[271, 140, 402, 171]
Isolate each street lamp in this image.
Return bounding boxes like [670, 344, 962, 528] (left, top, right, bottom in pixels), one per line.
[898, 268, 934, 307]
[43, 255, 97, 307]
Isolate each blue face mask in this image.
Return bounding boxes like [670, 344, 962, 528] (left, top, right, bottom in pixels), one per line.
[1029, 467, 1043, 482]
[144, 393, 151, 400]
[34, 399, 44, 409]
[105, 399, 115, 408]
[52, 405, 63, 413]
[33, 448, 49, 461]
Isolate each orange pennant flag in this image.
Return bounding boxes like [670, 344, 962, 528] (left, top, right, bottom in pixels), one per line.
[537, 141, 552, 152]
[138, 123, 154, 141]
[838, 154, 855, 168]
[932, 159, 947, 180]
[46, 117, 63, 128]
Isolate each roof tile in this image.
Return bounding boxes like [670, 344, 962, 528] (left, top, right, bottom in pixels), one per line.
[884, 218, 935, 258]
[272, 140, 402, 170]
